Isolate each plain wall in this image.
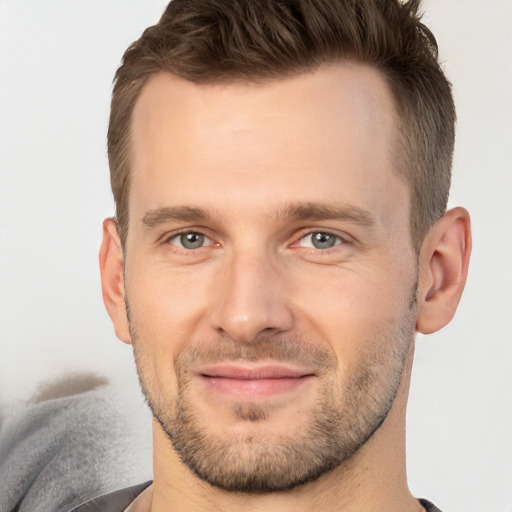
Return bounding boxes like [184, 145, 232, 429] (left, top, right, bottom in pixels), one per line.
[0, 1, 510, 510]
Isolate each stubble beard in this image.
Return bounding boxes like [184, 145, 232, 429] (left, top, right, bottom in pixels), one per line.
[129, 291, 417, 494]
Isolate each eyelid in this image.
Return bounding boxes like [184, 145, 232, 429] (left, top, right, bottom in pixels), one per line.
[163, 228, 216, 248]
[158, 227, 350, 251]
[291, 229, 350, 249]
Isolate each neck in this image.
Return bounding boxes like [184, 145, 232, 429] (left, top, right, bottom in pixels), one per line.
[149, 344, 421, 512]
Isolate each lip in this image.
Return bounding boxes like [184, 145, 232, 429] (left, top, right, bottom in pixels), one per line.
[197, 364, 315, 400]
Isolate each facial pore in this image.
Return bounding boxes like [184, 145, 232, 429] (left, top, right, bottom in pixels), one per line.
[129, 284, 417, 493]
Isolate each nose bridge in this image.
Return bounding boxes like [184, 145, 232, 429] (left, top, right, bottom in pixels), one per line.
[210, 246, 293, 342]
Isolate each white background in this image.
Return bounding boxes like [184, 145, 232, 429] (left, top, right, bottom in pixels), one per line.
[0, 1, 511, 510]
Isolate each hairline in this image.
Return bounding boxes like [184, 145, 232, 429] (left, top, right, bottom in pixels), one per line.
[117, 62, 423, 253]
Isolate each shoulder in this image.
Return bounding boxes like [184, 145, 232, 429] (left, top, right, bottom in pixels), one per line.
[0, 374, 151, 512]
[419, 498, 444, 512]
[71, 481, 152, 512]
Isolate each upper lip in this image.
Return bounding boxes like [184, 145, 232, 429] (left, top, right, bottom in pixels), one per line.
[198, 364, 314, 379]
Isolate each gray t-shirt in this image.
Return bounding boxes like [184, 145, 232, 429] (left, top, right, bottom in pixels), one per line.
[72, 482, 444, 512]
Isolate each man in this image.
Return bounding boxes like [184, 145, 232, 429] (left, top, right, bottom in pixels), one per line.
[78, 0, 471, 510]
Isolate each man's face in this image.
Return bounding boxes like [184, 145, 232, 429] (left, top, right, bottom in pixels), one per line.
[123, 64, 418, 492]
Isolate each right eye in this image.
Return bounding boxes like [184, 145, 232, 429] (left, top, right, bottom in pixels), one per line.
[167, 231, 213, 250]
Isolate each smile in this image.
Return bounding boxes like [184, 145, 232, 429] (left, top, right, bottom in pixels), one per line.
[197, 364, 316, 400]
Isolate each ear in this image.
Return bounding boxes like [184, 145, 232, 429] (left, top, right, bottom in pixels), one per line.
[99, 218, 131, 344]
[416, 207, 472, 334]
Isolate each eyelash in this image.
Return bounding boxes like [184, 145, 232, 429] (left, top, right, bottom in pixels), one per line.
[295, 231, 344, 248]
[162, 228, 348, 253]
[290, 229, 350, 255]
[164, 230, 215, 251]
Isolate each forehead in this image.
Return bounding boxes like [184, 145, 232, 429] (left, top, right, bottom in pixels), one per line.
[129, 63, 406, 231]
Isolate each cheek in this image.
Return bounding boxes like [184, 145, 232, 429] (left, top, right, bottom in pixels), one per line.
[127, 269, 213, 397]
[291, 264, 416, 360]
[125, 257, 214, 355]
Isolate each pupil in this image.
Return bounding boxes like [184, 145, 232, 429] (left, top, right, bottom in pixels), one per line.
[312, 232, 335, 249]
[181, 232, 204, 249]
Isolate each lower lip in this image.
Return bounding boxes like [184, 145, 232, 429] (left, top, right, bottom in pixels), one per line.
[199, 375, 314, 400]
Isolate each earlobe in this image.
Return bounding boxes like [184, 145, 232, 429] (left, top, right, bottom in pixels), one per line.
[416, 207, 472, 335]
[99, 218, 132, 344]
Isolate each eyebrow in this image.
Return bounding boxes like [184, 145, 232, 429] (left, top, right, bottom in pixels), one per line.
[279, 202, 376, 227]
[142, 206, 210, 228]
[141, 202, 375, 229]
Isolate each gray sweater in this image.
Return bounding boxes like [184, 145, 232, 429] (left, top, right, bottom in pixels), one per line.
[0, 375, 151, 512]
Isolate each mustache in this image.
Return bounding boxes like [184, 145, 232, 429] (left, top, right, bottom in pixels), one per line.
[173, 336, 337, 374]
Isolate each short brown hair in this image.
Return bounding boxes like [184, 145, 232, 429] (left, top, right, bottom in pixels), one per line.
[108, 0, 455, 251]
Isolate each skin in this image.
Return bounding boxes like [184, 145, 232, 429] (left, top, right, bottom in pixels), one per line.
[100, 63, 471, 511]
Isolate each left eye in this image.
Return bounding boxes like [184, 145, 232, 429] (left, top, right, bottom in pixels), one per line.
[169, 232, 212, 250]
[298, 232, 342, 249]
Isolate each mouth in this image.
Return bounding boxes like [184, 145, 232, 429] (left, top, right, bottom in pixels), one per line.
[197, 364, 316, 400]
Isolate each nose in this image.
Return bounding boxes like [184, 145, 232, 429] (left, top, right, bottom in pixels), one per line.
[209, 249, 294, 343]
